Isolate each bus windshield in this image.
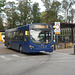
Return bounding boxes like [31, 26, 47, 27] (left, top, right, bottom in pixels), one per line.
[30, 25, 53, 45]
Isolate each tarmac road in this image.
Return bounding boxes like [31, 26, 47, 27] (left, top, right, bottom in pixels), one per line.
[0, 43, 17, 54]
[0, 43, 75, 75]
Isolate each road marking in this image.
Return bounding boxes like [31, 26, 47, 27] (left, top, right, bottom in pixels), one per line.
[11, 54, 20, 57]
[0, 55, 11, 61]
[0, 54, 27, 61]
[11, 54, 27, 59]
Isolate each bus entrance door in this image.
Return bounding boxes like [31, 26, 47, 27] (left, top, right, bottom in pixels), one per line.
[23, 31, 29, 52]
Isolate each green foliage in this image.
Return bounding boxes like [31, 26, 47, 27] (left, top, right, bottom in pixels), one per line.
[41, 0, 62, 23]
[32, 2, 41, 23]
[0, 0, 5, 30]
[0, 0, 5, 12]
[0, 17, 3, 30]
[1, 0, 74, 29]
[41, 0, 51, 11]
[4, 2, 18, 28]
[18, 0, 31, 25]
[4, 0, 32, 28]
[51, 1, 61, 12]
[41, 0, 75, 23]
[4, 0, 41, 28]
[62, 0, 75, 23]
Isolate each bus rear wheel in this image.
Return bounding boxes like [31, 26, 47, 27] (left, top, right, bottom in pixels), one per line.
[19, 46, 22, 53]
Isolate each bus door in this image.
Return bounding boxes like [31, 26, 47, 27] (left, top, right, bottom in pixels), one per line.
[23, 30, 29, 52]
[39, 30, 51, 44]
[45, 31, 51, 43]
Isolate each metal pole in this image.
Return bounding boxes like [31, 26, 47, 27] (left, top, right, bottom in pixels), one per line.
[71, 9, 73, 24]
[41, 16, 43, 23]
[74, 34, 75, 54]
[74, 43, 75, 54]
[54, 34, 56, 50]
[57, 35, 58, 49]
[57, 35, 58, 43]
[54, 43, 56, 50]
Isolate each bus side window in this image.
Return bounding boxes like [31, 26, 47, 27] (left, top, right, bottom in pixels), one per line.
[24, 31, 29, 42]
[7, 32, 12, 40]
[15, 32, 19, 40]
[19, 30, 24, 41]
[12, 32, 17, 40]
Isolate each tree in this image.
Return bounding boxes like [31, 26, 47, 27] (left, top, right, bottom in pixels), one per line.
[4, 1, 19, 28]
[41, 0, 51, 11]
[51, 1, 61, 19]
[32, 2, 41, 23]
[0, 17, 3, 30]
[0, 0, 5, 30]
[18, 0, 31, 25]
[0, 0, 5, 13]
[62, 0, 75, 23]
[41, 0, 62, 23]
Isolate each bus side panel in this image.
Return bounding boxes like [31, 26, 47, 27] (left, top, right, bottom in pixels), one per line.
[22, 42, 29, 53]
[10, 40, 19, 50]
[10, 41, 29, 53]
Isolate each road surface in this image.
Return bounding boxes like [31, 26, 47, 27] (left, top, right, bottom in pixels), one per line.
[0, 43, 75, 75]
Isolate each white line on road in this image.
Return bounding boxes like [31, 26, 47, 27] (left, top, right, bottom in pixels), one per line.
[11, 54, 27, 59]
[11, 54, 20, 57]
[0, 55, 11, 61]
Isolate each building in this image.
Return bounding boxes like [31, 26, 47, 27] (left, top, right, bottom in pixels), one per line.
[52, 23, 75, 49]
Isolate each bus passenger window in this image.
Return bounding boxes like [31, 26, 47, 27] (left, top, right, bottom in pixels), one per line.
[19, 31, 24, 41]
[15, 32, 19, 40]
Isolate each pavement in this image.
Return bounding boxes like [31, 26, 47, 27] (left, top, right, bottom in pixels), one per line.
[0, 43, 75, 75]
[55, 48, 74, 54]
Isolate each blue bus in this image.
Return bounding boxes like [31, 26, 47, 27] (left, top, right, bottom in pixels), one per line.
[5, 23, 55, 53]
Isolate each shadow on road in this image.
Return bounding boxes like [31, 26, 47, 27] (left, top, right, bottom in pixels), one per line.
[23, 52, 50, 56]
[0, 43, 51, 55]
[8, 48, 50, 56]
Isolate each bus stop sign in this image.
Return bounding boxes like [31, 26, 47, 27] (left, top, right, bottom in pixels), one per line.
[54, 22, 60, 34]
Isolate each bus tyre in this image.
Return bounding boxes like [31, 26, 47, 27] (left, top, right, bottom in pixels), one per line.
[19, 46, 22, 53]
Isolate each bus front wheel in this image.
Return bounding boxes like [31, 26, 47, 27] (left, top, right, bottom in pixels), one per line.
[19, 46, 22, 53]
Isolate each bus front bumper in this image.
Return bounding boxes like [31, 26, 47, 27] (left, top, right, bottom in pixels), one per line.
[29, 47, 53, 52]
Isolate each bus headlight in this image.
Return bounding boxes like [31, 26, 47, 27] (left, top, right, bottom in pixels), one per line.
[29, 45, 35, 50]
[50, 45, 54, 48]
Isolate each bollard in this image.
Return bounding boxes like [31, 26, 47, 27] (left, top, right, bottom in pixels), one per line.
[74, 43, 75, 54]
[54, 34, 56, 50]
[54, 43, 56, 50]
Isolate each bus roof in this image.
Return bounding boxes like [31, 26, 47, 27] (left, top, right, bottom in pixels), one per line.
[5, 24, 30, 32]
[5, 23, 52, 32]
